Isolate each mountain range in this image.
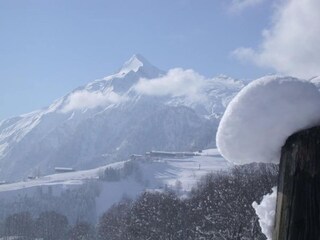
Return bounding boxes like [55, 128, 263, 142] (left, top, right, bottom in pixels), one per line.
[0, 54, 244, 181]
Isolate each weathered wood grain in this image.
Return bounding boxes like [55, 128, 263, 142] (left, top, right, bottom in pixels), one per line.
[273, 126, 320, 240]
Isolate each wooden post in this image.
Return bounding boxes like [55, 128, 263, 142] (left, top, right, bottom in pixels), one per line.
[273, 126, 320, 240]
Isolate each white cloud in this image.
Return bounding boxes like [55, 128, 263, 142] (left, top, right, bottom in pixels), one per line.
[233, 0, 320, 79]
[134, 68, 207, 102]
[62, 90, 125, 113]
[229, 0, 265, 13]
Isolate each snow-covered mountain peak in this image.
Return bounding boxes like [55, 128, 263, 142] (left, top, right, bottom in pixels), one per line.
[310, 76, 320, 89]
[103, 54, 163, 82]
[119, 54, 145, 74]
[57, 55, 164, 113]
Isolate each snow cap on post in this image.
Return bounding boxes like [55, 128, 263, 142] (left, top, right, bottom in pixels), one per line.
[216, 75, 320, 164]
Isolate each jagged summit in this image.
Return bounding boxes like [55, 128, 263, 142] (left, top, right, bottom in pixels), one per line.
[80, 54, 161, 93]
[109, 54, 163, 79]
[119, 54, 146, 74]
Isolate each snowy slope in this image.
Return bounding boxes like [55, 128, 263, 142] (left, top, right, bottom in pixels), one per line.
[0, 149, 229, 193]
[0, 149, 231, 221]
[0, 55, 244, 181]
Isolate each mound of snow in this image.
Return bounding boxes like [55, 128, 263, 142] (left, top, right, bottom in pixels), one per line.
[217, 75, 320, 164]
[252, 187, 277, 240]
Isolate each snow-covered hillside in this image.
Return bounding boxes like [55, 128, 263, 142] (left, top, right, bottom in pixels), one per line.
[0, 55, 244, 181]
[0, 149, 229, 194]
[0, 149, 231, 222]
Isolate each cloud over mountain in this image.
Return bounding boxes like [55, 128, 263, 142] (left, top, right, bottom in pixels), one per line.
[62, 90, 126, 113]
[233, 0, 320, 79]
[134, 68, 208, 102]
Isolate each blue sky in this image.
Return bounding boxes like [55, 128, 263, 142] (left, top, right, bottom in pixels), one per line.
[1, 0, 314, 119]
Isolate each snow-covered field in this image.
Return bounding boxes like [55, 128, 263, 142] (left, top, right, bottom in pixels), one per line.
[0, 149, 231, 218]
[0, 149, 228, 193]
[0, 161, 125, 193]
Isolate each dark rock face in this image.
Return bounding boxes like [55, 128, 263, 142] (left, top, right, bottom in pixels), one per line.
[274, 126, 320, 240]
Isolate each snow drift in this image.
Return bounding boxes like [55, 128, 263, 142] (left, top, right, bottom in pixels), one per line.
[217, 75, 320, 164]
[252, 187, 277, 240]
